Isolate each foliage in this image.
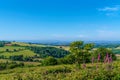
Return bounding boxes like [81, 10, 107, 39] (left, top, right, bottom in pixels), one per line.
[0, 46, 25, 52]
[10, 55, 24, 61]
[0, 42, 5, 47]
[70, 41, 94, 65]
[0, 41, 11, 47]
[28, 46, 70, 58]
[0, 61, 120, 80]
[0, 41, 119, 80]
[58, 54, 76, 64]
[0, 50, 36, 59]
[0, 62, 24, 70]
[93, 47, 116, 62]
[42, 56, 58, 66]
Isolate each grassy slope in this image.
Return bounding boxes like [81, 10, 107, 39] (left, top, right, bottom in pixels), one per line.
[0, 46, 25, 52]
[0, 44, 38, 58]
[0, 50, 36, 58]
[11, 42, 46, 47]
[54, 46, 70, 51]
[0, 61, 120, 80]
[1, 42, 120, 79]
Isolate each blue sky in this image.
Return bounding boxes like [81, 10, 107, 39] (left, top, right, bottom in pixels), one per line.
[0, 0, 120, 41]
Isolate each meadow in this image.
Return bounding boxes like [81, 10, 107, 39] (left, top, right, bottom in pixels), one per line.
[0, 41, 120, 80]
[0, 60, 120, 80]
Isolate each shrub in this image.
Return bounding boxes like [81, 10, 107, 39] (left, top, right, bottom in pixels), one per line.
[6, 49, 9, 52]
[42, 56, 58, 66]
[58, 54, 76, 64]
[43, 66, 71, 75]
[93, 47, 116, 62]
[10, 55, 24, 61]
[0, 62, 24, 70]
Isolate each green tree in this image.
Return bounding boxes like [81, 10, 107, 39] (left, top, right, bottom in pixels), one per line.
[70, 41, 84, 65]
[58, 54, 76, 64]
[6, 49, 9, 52]
[84, 43, 94, 52]
[42, 56, 58, 66]
[70, 41, 94, 67]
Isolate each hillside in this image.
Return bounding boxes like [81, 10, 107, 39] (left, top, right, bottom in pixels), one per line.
[0, 41, 120, 80]
[0, 60, 120, 80]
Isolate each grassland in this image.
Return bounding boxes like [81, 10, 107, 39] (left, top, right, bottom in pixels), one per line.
[54, 46, 70, 51]
[0, 50, 36, 58]
[11, 42, 46, 47]
[0, 61, 119, 80]
[0, 42, 120, 80]
[0, 46, 25, 52]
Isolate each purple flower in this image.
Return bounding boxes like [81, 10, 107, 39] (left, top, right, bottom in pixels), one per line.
[83, 63, 86, 69]
[104, 53, 109, 63]
[104, 53, 113, 63]
[92, 57, 94, 64]
[98, 53, 101, 62]
[109, 55, 113, 63]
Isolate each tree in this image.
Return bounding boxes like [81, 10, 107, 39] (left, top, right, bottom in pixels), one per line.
[28, 46, 70, 58]
[84, 43, 94, 63]
[84, 43, 94, 52]
[64, 54, 76, 64]
[70, 41, 84, 65]
[42, 56, 58, 66]
[0, 41, 5, 47]
[6, 49, 9, 52]
[58, 54, 76, 64]
[70, 41, 94, 67]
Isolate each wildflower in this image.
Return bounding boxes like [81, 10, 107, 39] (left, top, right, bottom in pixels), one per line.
[96, 53, 100, 70]
[104, 53, 109, 63]
[104, 53, 113, 64]
[92, 57, 94, 64]
[97, 53, 101, 62]
[83, 63, 86, 69]
[109, 54, 113, 63]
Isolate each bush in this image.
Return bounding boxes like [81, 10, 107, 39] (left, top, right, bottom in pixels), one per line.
[0, 63, 6, 70]
[10, 55, 24, 61]
[24, 57, 33, 62]
[93, 47, 116, 62]
[42, 56, 58, 66]
[43, 66, 71, 74]
[0, 62, 24, 70]
[6, 49, 9, 52]
[58, 54, 76, 64]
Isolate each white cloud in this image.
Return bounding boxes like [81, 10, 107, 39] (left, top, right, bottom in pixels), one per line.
[98, 6, 119, 11]
[98, 5, 120, 16]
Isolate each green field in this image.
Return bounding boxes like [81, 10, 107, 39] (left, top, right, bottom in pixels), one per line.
[11, 42, 46, 47]
[112, 49, 120, 54]
[0, 46, 25, 52]
[0, 50, 36, 58]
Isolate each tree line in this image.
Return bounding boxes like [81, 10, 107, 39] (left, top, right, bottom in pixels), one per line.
[42, 41, 116, 66]
[27, 46, 70, 58]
